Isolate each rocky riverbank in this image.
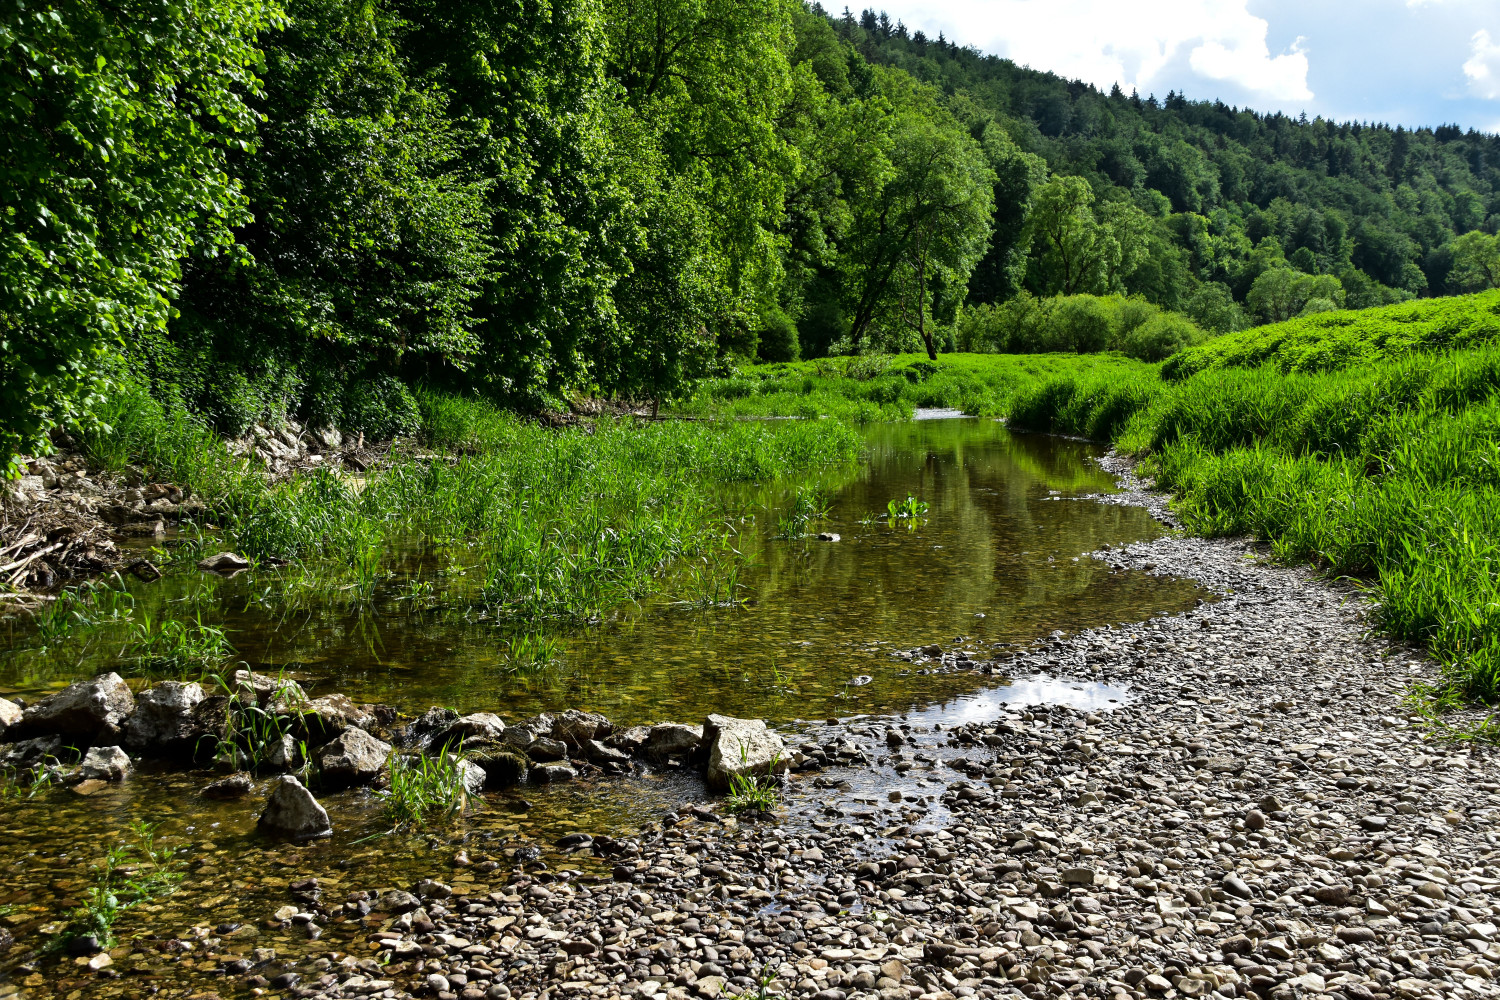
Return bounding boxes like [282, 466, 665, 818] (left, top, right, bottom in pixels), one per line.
[252, 456, 1500, 1000]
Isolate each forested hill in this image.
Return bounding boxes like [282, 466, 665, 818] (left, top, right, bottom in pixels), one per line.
[836, 7, 1500, 310]
[8, 0, 1500, 475]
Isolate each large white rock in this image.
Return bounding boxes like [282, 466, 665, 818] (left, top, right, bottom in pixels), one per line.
[13, 673, 135, 741]
[258, 775, 332, 839]
[0, 698, 21, 741]
[123, 681, 206, 754]
[316, 728, 391, 788]
[703, 715, 788, 792]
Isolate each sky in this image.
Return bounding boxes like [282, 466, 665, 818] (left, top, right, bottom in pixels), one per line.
[865, 0, 1500, 133]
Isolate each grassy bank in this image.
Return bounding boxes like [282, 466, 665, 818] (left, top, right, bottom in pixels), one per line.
[676, 352, 1155, 421]
[1006, 291, 1500, 713]
[54, 382, 864, 648]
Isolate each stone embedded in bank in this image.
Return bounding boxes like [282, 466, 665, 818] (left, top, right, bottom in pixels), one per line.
[0, 698, 21, 739]
[258, 775, 332, 839]
[552, 708, 612, 749]
[703, 714, 788, 792]
[439, 712, 506, 746]
[641, 722, 703, 765]
[297, 693, 373, 742]
[73, 745, 131, 782]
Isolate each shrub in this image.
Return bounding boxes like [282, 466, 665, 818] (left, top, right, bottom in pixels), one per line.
[343, 375, 421, 440]
[757, 308, 801, 363]
[1118, 313, 1203, 362]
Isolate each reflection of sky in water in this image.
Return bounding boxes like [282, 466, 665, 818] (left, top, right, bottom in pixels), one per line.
[902, 674, 1130, 726]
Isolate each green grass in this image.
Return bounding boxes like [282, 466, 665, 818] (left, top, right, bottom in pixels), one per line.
[381, 745, 470, 829]
[35, 381, 863, 671]
[1162, 288, 1500, 380]
[1003, 291, 1500, 713]
[675, 352, 1154, 421]
[122, 610, 234, 678]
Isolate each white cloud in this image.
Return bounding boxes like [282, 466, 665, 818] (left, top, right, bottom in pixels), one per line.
[1464, 28, 1500, 99]
[886, 0, 1312, 104]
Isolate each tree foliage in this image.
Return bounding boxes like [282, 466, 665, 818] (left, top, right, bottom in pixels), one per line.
[11, 0, 1500, 472]
[0, 0, 279, 472]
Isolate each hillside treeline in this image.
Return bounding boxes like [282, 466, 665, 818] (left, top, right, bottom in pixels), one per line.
[7, 0, 1500, 472]
[846, 9, 1500, 323]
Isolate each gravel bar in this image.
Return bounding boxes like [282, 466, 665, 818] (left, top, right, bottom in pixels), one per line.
[272, 453, 1499, 1000]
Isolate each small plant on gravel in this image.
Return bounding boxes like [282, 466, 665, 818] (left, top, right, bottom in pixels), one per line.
[724, 746, 782, 816]
[381, 745, 469, 829]
[66, 820, 184, 950]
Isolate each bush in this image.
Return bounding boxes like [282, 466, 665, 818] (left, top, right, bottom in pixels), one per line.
[956, 293, 1207, 359]
[757, 308, 801, 363]
[1118, 313, 1203, 362]
[343, 376, 421, 440]
[1050, 296, 1114, 352]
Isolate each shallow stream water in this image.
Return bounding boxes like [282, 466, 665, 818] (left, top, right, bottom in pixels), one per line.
[0, 419, 1204, 997]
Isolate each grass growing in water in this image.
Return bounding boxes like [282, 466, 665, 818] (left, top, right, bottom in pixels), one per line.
[67, 821, 184, 949]
[503, 632, 562, 675]
[381, 746, 470, 830]
[35, 383, 864, 689]
[775, 486, 830, 539]
[122, 610, 234, 678]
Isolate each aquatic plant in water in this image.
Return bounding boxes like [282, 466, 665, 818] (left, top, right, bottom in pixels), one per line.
[775, 486, 831, 539]
[504, 632, 562, 674]
[886, 494, 929, 521]
[66, 820, 184, 949]
[122, 610, 234, 677]
[381, 745, 469, 830]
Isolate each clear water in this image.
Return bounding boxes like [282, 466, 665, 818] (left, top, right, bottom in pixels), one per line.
[0, 419, 1203, 995]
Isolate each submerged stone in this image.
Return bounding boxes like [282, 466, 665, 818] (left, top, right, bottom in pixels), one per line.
[202, 772, 253, 799]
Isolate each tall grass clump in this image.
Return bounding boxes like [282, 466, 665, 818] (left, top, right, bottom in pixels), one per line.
[381, 746, 470, 829]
